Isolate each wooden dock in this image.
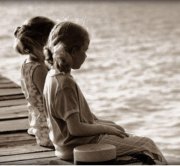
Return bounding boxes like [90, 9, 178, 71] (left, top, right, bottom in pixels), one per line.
[0, 75, 72, 165]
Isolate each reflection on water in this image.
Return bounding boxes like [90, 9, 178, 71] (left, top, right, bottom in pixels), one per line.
[0, 1, 179, 163]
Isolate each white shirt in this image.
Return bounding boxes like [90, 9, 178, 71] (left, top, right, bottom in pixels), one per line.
[43, 68, 100, 160]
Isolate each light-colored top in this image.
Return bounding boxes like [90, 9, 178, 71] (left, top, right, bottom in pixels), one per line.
[43, 69, 101, 160]
[21, 60, 52, 146]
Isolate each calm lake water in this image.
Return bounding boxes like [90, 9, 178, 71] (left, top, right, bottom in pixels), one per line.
[0, 1, 179, 164]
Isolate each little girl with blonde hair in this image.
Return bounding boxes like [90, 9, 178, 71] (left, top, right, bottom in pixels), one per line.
[43, 21, 167, 164]
[14, 16, 55, 147]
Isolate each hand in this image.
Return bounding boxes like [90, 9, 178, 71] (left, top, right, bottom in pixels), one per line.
[113, 124, 125, 133]
[106, 126, 129, 138]
[96, 119, 126, 133]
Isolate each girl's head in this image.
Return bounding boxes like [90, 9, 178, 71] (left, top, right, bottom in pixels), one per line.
[44, 21, 89, 72]
[14, 16, 55, 62]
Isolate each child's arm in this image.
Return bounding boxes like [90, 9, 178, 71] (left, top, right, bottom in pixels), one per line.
[92, 112, 125, 132]
[66, 113, 128, 138]
[95, 120, 125, 132]
[33, 65, 48, 95]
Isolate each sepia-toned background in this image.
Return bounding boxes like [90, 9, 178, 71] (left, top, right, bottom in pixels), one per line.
[0, 0, 179, 163]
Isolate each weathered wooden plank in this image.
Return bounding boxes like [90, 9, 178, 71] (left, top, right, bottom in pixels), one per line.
[0, 151, 54, 163]
[0, 132, 35, 146]
[0, 142, 53, 157]
[0, 115, 27, 121]
[0, 99, 26, 107]
[0, 83, 20, 89]
[0, 105, 27, 120]
[0, 75, 20, 88]
[0, 75, 17, 81]
[0, 104, 27, 112]
[0, 76, 11, 80]
[0, 157, 56, 165]
[0, 79, 13, 84]
[0, 88, 22, 96]
[49, 159, 73, 165]
[0, 94, 25, 101]
[0, 156, 72, 165]
[0, 118, 28, 133]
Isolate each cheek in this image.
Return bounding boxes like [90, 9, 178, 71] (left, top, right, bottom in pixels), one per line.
[81, 53, 86, 63]
[66, 54, 73, 66]
[62, 51, 73, 66]
[77, 55, 84, 65]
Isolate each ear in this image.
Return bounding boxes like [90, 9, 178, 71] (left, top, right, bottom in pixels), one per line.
[71, 47, 78, 57]
[22, 42, 32, 54]
[24, 48, 30, 54]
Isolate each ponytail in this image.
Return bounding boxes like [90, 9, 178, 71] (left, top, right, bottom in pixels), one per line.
[43, 44, 71, 72]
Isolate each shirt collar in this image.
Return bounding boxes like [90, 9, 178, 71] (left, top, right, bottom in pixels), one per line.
[48, 68, 71, 77]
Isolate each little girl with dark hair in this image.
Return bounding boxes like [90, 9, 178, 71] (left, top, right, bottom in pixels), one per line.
[14, 16, 55, 147]
[43, 21, 167, 164]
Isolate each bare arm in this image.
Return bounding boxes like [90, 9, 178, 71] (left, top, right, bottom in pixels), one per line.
[66, 113, 128, 138]
[92, 112, 125, 132]
[33, 65, 48, 95]
[95, 119, 125, 132]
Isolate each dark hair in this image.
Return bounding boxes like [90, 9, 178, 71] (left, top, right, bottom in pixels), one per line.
[44, 21, 89, 72]
[14, 16, 55, 60]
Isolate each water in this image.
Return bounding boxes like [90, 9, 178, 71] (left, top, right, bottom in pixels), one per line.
[0, 1, 179, 163]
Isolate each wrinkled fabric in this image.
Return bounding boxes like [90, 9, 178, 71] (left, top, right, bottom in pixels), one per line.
[98, 134, 168, 164]
[43, 69, 100, 160]
[21, 61, 52, 147]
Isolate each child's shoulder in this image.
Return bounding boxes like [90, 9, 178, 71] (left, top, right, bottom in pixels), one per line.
[57, 74, 76, 90]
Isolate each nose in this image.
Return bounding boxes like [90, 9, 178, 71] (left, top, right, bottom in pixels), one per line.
[14, 26, 21, 37]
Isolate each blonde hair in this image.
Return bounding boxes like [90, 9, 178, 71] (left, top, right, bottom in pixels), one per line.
[44, 21, 89, 72]
[14, 16, 55, 61]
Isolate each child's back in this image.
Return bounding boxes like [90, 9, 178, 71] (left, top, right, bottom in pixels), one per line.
[21, 60, 51, 146]
[14, 16, 55, 147]
[44, 68, 100, 159]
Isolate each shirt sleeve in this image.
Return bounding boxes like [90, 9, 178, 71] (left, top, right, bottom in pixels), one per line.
[54, 86, 79, 120]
